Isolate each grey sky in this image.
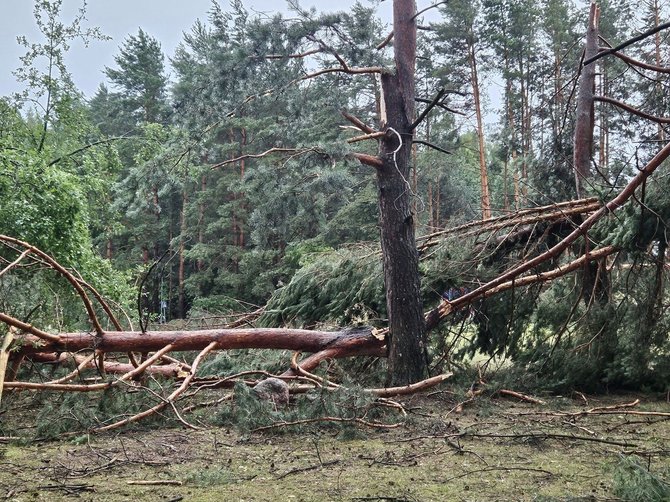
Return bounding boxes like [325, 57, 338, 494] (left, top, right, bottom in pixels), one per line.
[0, 0, 392, 100]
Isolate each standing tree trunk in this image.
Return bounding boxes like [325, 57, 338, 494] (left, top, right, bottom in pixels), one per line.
[468, 39, 492, 220]
[379, 0, 428, 386]
[574, 2, 600, 198]
[178, 190, 188, 319]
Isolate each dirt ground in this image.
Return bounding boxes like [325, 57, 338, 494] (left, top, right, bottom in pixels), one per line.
[1, 392, 668, 501]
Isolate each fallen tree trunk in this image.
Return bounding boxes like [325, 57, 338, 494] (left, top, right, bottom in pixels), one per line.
[16, 327, 385, 359]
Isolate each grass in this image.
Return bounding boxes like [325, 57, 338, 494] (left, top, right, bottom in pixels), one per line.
[0, 393, 668, 501]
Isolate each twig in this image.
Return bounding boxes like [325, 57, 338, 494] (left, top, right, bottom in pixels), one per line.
[127, 480, 183, 486]
[412, 140, 452, 155]
[497, 389, 546, 405]
[252, 416, 402, 433]
[211, 147, 315, 169]
[444, 466, 554, 483]
[260, 48, 321, 60]
[45, 352, 96, 385]
[464, 431, 637, 448]
[276, 459, 340, 479]
[47, 137, 128, 167]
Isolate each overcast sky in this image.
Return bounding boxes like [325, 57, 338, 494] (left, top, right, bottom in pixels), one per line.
[0, 0, 394, 100]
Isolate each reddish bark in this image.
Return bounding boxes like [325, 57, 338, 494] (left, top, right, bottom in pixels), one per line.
[17, 327, 385, 358]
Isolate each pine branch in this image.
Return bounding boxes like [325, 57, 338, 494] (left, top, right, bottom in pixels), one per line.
[341, 110, 376, 134]
[412, 140, 452, 155]
[210, 148, 316, 169]
[595, 96, 670, 124]
[601, 47, 670, 74]
[410, 87, 447, 131]
[350, 152, 383, 168]
[584, 20, 670, 66]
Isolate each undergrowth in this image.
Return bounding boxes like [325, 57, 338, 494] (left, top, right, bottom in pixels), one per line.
[214, 382, 392, 436]
[611, 455, 670, 502]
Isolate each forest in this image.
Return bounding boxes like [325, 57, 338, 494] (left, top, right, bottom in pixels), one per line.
[1, 0, 670, 439]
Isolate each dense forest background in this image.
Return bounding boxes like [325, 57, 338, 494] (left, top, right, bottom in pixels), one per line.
[1, 0, 669, 392]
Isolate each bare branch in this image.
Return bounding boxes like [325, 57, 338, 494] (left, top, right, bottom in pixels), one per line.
[410, 87, 447, 131]
[295, 65, 383, 84]
[0, 312, 60, 343]
[5, 344, 176, 391]
[412, 140, 452, 155]
[601, 47, 670, 74]
[0, 249, 31, 279]
[341, 110, 376, 134]
[92, 341, 217, 433]
[416, 97, 466, 116]
[585, 20, 670, 66]
[376, 30, 394, 50]
[47, 137, 128, 167]
[0, 235, 105, 336]
[211, 148, 316, 169]
[595, 95, 670, 124]
[411, 1, 449, 21]
[350, 152, 384, 168]
[306, 35, 350, 71]
[347, 131, 386, 143]
[259, 48, 322, 60]
[368, 373, 453, 397]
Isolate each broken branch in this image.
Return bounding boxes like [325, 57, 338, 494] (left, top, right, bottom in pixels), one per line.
[585, 20, 670, 66]
[595, 96, 670, 124]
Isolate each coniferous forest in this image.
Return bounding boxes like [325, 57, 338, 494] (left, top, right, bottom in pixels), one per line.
[1, 0, 670, 445]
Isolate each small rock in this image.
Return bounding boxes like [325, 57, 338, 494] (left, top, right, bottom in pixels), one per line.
[253, 378, 289, 407]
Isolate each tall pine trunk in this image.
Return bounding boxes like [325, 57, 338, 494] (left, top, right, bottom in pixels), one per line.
[468, 39, 491, 220]
[573, 2, 599, 197]
[380, 0, 428, 385]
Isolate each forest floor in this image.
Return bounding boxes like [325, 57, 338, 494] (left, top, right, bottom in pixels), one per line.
[0, 391, 668, 501]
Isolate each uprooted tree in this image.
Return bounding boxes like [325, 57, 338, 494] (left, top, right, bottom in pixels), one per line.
[2, 1, 670, 432]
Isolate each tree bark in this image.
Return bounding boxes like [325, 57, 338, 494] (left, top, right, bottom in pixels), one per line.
[378, 0, 428, 386]
[16, 327, 385, 359]
[574, 2, 600, 198]
[468, 38, 492, 220]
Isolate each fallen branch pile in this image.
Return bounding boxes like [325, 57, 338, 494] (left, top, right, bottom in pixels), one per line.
[0, 139, 668, 432]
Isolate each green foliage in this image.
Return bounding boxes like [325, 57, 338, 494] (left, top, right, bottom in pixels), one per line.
[0, 2, 132, 329]
[215, 381, 385, 435]
[104, 28, 169, 125]
[183, 467, 234, 487]
[31, 383, 169, 439]
[611, 455, 670, 502]
[259, 248, 385, 328]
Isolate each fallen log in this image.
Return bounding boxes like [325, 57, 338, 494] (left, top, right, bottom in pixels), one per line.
[15, 326, 385, 359]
